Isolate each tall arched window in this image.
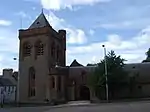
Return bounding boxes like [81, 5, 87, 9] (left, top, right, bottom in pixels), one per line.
[56, 45, 59, 61]
[35, 40, 44, 56]
[28, 67, 36, 97]
[50, 76, 55, 89]
[51, 42, 55, 57]
[58, 76, 61, 91]
[81, 70, 86, 83]
[23, 42, 31, 57]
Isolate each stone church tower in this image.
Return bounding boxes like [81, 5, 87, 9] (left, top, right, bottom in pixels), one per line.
[18, 12, 66, 103]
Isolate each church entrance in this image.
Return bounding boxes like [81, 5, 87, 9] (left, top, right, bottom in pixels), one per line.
[79, 86, 90, 100]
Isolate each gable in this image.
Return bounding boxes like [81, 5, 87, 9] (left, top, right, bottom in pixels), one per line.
[70, 59, 83, 67]
[29, 12, 51, 29]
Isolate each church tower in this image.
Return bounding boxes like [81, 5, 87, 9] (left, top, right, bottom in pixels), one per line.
[18, 12, 66, 103]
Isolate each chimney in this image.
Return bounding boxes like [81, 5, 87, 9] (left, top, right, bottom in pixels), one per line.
[2, 69, 13, 79]
[58, 29, 66, 50]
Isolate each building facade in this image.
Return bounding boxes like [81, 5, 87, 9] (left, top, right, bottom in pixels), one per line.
[0, 78, 17, 103]
[0, 69, 18, 103]
[18, 12, 150, 103]
[18, 12, 67, 103]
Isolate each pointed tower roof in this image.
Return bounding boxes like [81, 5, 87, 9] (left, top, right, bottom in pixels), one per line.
[70, 59, 83, 67]
[29, 12, 50, 29]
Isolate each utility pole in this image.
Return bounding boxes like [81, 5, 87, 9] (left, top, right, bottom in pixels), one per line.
[102, 45, 109, 102]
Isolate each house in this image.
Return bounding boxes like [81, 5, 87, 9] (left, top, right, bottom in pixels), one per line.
[2, 69, 18, 85]
[0, 69, 18, 103]
[0, 78, 16, 103]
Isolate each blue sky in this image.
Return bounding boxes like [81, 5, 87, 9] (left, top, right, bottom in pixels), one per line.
[0, 0, 150, 74]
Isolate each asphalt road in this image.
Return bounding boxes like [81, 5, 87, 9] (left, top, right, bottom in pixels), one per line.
[1, 101, 150, 112]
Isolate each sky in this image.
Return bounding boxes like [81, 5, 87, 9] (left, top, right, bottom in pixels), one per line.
[0, 0, 150, 74]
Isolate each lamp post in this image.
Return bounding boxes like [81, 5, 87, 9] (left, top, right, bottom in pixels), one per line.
[1, 88, 4, 108]
[102, 45, 109, 102]
[13, 58, 19, 105]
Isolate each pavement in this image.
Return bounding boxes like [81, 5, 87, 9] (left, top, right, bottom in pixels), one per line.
[1, 100, 150, 112]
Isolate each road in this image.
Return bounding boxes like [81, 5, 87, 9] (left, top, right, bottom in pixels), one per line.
[1, 101, 150, 112]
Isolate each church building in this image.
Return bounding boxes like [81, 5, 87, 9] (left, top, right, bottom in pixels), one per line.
[18, 12, 150, 104]
[18, 12, 96, 103]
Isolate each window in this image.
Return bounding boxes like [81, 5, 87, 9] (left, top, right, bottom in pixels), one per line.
[23, 42, 31, 57]
[30, 88, 35, 96]
[58, 76, 61, 91]
[35, 40, 44, 56]
[8, 87, 11, 92]
[4, 86, 6, 91]
[56, 46, 59, 61]
[51, 42, 55, 57]
[51, 76, 55, 89]
[138, 85, 142, 89]
[81, 71, 86, 82]
[28, 67, 36, 97]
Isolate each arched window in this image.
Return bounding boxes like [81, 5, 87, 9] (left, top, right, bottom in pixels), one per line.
[23, 42, 31, 57]
[28, 67, 36, 97]
[58, 76, 61, 91]
[56, 45, 59, 61]
[51, 42, 55, 57]
[81, 70, 86, 83]
[51, 76, 55, 89]
[35, 40, 44, 56]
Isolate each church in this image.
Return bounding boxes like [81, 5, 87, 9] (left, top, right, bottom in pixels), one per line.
[18, 12, 97, 103]
[18, 12, 150, 104]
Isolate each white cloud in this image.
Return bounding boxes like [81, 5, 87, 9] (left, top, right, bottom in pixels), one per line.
[89, 29, 95, 35]
[67, 26, 150, 65]
[41, 0, 111, 10]
[0, 28, 19, 74]
[0, 20, 12, 26]
[66, 28, 87, 44]
[32, 7, 36, 10]
[45, 13, 65, 29]
[15, 11, 32, 23]
[16, 11, 28, 18]
[45, 11, 87, 44]
[107, 34, 122, 46]
[0, 29, 19, 53]
[98, 18, 150, 30]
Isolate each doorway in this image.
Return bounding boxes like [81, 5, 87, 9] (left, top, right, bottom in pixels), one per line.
[79, 86, 90, 100]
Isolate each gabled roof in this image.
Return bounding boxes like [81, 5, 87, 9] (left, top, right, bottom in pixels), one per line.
[70, 59, 83, 67]
[0, 78, 15, 86]
[29, 12, 51, 29]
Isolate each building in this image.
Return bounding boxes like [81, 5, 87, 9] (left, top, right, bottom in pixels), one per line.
[0, 78, 16, 103]
[2, 69, 18, 85]
[18, 12, 150, 103]
[18, 12, 66, 103]
[0, 69, 17, 103]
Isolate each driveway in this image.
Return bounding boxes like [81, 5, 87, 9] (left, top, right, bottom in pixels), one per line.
[1, 100, 150, 112]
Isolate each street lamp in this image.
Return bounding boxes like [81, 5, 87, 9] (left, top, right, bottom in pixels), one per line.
[102, 45, 109, 102]
[13, 58, 19, 104]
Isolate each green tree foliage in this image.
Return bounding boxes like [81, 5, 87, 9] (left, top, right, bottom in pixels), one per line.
[88, 50, 128, 100]
[87, 63, 97, 66]
[142, 48, 150, 62]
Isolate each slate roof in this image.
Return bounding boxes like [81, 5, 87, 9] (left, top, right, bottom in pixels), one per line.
[29, 12, 51, 29]
[0, 78, 15, 86]
[70, 59, 83, 67]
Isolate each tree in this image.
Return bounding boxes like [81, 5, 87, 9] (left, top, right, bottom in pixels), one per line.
[142, 48, 150, 62]
[88, 50, 128, 100]
[87, 63, 97, 66]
